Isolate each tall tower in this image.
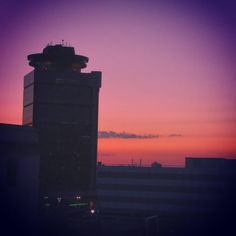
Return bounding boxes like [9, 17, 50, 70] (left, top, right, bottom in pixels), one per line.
[23, 44, 101, 196]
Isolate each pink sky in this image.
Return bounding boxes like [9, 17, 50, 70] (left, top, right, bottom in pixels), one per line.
[0, 0, 236, 166]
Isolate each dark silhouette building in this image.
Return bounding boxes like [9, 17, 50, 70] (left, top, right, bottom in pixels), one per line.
[0, 123, 39, 234]
[97, 157, 236, 235]
[23, 44, 101, 197]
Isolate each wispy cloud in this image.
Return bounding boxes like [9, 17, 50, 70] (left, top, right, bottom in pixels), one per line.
[98, 131, 182, 139]
[98, 131, 160, 139]
[168, 134, 182, 138]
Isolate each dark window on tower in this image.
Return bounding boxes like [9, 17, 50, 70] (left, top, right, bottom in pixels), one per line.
[6, 158, 18, 186]
[23, 104, 33, 125]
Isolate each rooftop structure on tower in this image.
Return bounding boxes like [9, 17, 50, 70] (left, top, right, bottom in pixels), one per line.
[27, 44, 89, 71]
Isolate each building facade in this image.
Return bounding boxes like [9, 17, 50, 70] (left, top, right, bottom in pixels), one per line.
[0, 123, 39, 234]
[23, 44, 101, 195]
[97, 157, 236, 235]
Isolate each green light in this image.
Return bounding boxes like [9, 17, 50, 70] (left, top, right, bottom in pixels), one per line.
[69, 202, 88, 207]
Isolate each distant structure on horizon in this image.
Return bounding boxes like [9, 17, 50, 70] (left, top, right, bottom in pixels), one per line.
[23, 44, 102, 195]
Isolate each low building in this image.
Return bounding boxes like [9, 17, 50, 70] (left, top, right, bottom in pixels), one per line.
[0, 123, 40, 235]
[97, 157, 236, 235]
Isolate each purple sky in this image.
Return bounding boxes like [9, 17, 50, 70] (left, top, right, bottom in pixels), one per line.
[1, 0, 236, 166]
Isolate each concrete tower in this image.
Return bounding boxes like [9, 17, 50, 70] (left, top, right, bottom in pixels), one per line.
[23, 44, 101, 196]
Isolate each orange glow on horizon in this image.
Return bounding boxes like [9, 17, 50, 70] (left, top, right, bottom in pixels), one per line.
[98, 136, 236, 167]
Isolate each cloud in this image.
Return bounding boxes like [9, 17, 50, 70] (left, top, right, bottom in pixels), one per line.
[168, 134, 182, 138]
[98, 131, 159, 139]
[98, 131, 183, 139]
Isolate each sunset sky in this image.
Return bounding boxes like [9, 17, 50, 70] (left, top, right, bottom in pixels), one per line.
[0, 0, 236, 166]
